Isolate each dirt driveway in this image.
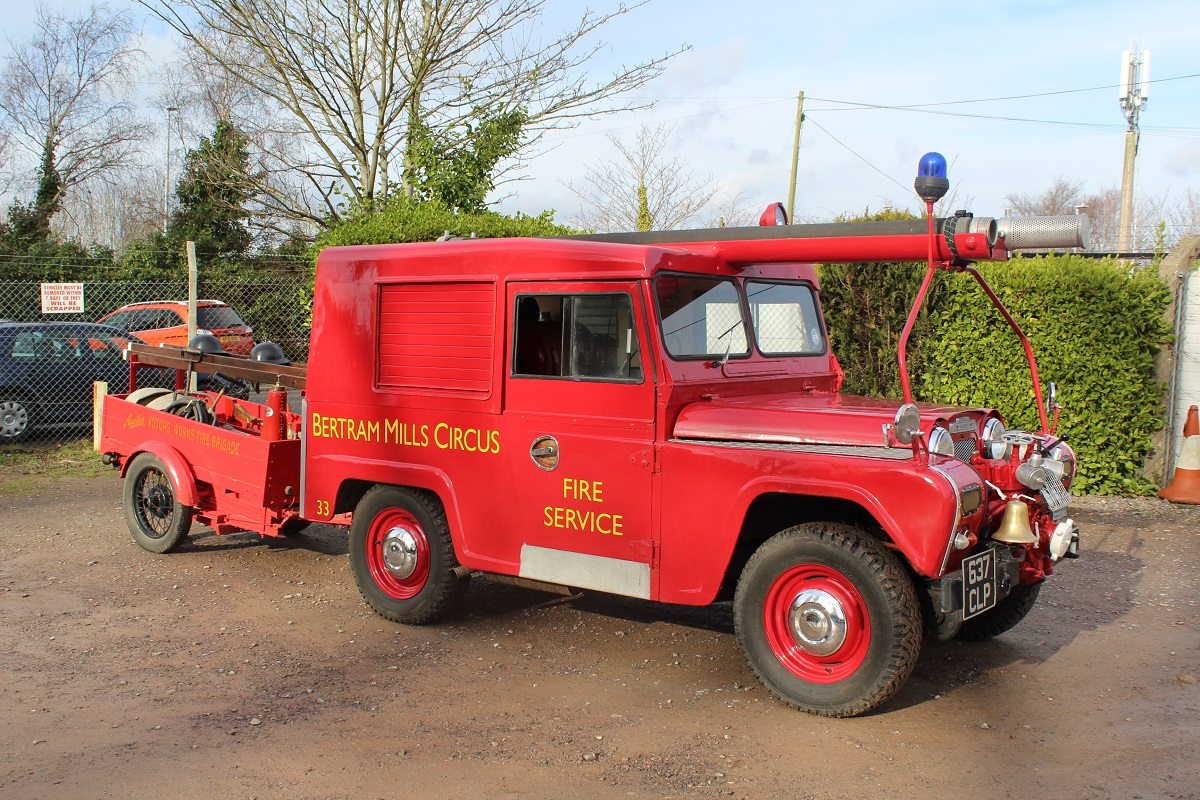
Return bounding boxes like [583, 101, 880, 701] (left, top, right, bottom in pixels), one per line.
[2, 476, 1198, 800]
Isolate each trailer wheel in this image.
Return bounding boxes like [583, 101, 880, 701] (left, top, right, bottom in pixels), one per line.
[349, 486, 468, 625]
[957, 582, 1041, 641]
[734, 522, 922, 717]
[122, 453, 192, 554]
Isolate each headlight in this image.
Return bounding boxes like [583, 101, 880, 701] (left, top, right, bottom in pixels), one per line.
[982, 418, 1010, 460]
[1050, 442, 1076, 488]
[928, 426, 954, 456]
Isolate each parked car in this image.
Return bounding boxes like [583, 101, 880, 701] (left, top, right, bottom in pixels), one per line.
[99, 300, 255, 356]
[0, 322, 172, 443]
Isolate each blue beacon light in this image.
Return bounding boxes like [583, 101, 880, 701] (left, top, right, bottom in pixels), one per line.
[914, 151, 949, 202]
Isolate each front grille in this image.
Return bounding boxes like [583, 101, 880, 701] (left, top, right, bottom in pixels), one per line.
[952, 435, 978, 462]
[1040, 472, 1071, 521]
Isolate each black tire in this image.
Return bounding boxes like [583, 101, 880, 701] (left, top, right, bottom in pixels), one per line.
[0, 394, 35, 443]
[122, 453, 193, 553]
[349, 486, 468, 625]
[957, 582, 1042, 641]
[164, 397, 214, 425]
[733, 522, 922, 718]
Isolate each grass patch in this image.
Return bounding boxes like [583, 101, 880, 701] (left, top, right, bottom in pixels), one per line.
[0, 439, 110, 493]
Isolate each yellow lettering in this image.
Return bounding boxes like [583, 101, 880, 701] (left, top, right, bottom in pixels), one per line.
[435, 422, 449, 449]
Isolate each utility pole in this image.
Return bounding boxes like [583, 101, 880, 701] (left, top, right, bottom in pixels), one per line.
[786, 92, 805, 223]
[1117, 47, 1150, 252]
[163, 106, 179, 235]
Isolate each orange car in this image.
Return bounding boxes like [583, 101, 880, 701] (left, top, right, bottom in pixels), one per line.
[99, 300, 255, 356]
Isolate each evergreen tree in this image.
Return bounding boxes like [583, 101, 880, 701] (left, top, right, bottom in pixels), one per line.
[403, 108, 526, 214]
[3, 141, 64, 245]
[167, 121, 255, 263]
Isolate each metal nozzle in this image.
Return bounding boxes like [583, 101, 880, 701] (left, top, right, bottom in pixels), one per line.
[997, 214, 1091, 251]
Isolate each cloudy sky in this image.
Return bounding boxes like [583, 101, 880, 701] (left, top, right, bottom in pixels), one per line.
[2, 0, 1196, 231]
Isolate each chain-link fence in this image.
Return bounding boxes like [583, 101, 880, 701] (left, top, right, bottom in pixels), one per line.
[1, 275, 311, 448]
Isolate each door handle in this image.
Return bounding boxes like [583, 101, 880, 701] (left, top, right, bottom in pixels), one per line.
[530, 435, 560, 471]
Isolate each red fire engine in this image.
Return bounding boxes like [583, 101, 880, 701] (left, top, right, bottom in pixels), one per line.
[96, 154, 1086, 716]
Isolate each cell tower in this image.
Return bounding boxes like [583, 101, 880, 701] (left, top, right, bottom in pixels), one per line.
[1117, 46, 1150, 252]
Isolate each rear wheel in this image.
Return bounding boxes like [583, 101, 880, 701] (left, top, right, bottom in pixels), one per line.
[957, 582, 1041, 641]
[122, 453, 192, 553]
[0, 395, 34, 443]
[349, 486, 468, 625]
[734, 522, 922, 717]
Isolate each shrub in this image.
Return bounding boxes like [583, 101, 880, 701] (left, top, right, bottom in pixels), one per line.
[917, 256, 1171, 494]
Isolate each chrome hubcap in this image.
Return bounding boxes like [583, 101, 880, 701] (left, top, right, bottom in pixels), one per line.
[789, 588, 848, 656]
[381, 526, 420, 579]
[1, 402, 28, 435]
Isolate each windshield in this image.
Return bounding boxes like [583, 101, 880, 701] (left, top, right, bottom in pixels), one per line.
[655, 275, 748, 359]
[745, 281, 825, 355]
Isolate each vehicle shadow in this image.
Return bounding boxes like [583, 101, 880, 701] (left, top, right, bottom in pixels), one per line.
[181, 522, 349, 557]
[887, 547, 1144, 713]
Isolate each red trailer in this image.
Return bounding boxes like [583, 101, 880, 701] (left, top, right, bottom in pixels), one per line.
[97, 156, 1087, 716]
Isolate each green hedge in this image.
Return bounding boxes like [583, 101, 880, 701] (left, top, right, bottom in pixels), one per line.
[821, 255, 1171, 494]
[818, 260, 941, 398]
[918, 256, 1170, 494]
[316, 198, 576, 251]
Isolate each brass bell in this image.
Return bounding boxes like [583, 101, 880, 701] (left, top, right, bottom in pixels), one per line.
[991, 499, 1038, 544]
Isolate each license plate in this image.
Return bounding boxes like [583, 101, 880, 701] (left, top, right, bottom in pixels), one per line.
[962, 550, 997, 620]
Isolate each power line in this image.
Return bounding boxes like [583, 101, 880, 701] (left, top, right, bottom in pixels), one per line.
[802, 116, 911, 195]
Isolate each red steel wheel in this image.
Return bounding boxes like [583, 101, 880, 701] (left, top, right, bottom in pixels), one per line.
[349, 486, 469, 625]
[762, 564, 871, 684]
[734, 522, 922, 717]
[365, 507, 431, 600]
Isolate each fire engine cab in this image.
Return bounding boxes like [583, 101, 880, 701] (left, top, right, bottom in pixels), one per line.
[97, 154, 1086, 716]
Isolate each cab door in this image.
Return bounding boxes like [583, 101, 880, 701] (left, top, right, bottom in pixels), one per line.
[501, 281, 658, 599]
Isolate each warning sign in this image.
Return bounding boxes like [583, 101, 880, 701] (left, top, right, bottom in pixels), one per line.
[40, 283, 85, 314]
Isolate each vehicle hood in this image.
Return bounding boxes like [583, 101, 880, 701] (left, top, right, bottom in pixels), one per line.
[672, 393, 977, 448]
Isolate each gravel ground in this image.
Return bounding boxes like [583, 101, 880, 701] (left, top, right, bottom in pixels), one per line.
[1, 476, 1198, 800]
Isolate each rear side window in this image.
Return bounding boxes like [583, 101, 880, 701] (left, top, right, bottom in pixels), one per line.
[102, 311, 135, 331]
[197, 306, 246, 329]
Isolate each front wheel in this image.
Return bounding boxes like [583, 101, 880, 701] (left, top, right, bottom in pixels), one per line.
[348, 486, 469, 625]
[957, 582, 1041, 641]
[122, 453, 192, 553]
[734, 522, 922, 717]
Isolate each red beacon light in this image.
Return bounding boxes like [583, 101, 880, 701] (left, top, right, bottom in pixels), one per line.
[758, 202, 788, 226]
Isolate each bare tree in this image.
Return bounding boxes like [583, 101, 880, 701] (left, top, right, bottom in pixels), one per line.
[1004, 178, 1084, 217]
[568, 124, 714, 233]
[138, 0, 686, 230]
[0, 4, 148, 208]
[704, 190, 759, 229]
[57, 171, 163, 251]
[1167, 188, 1200, 245]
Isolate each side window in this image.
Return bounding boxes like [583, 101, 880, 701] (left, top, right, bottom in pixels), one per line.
[10, 331, 37, 359]
[514, 293, 642, 382]
[103, 311, 132, 331]
[87, 331, 124, 360]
